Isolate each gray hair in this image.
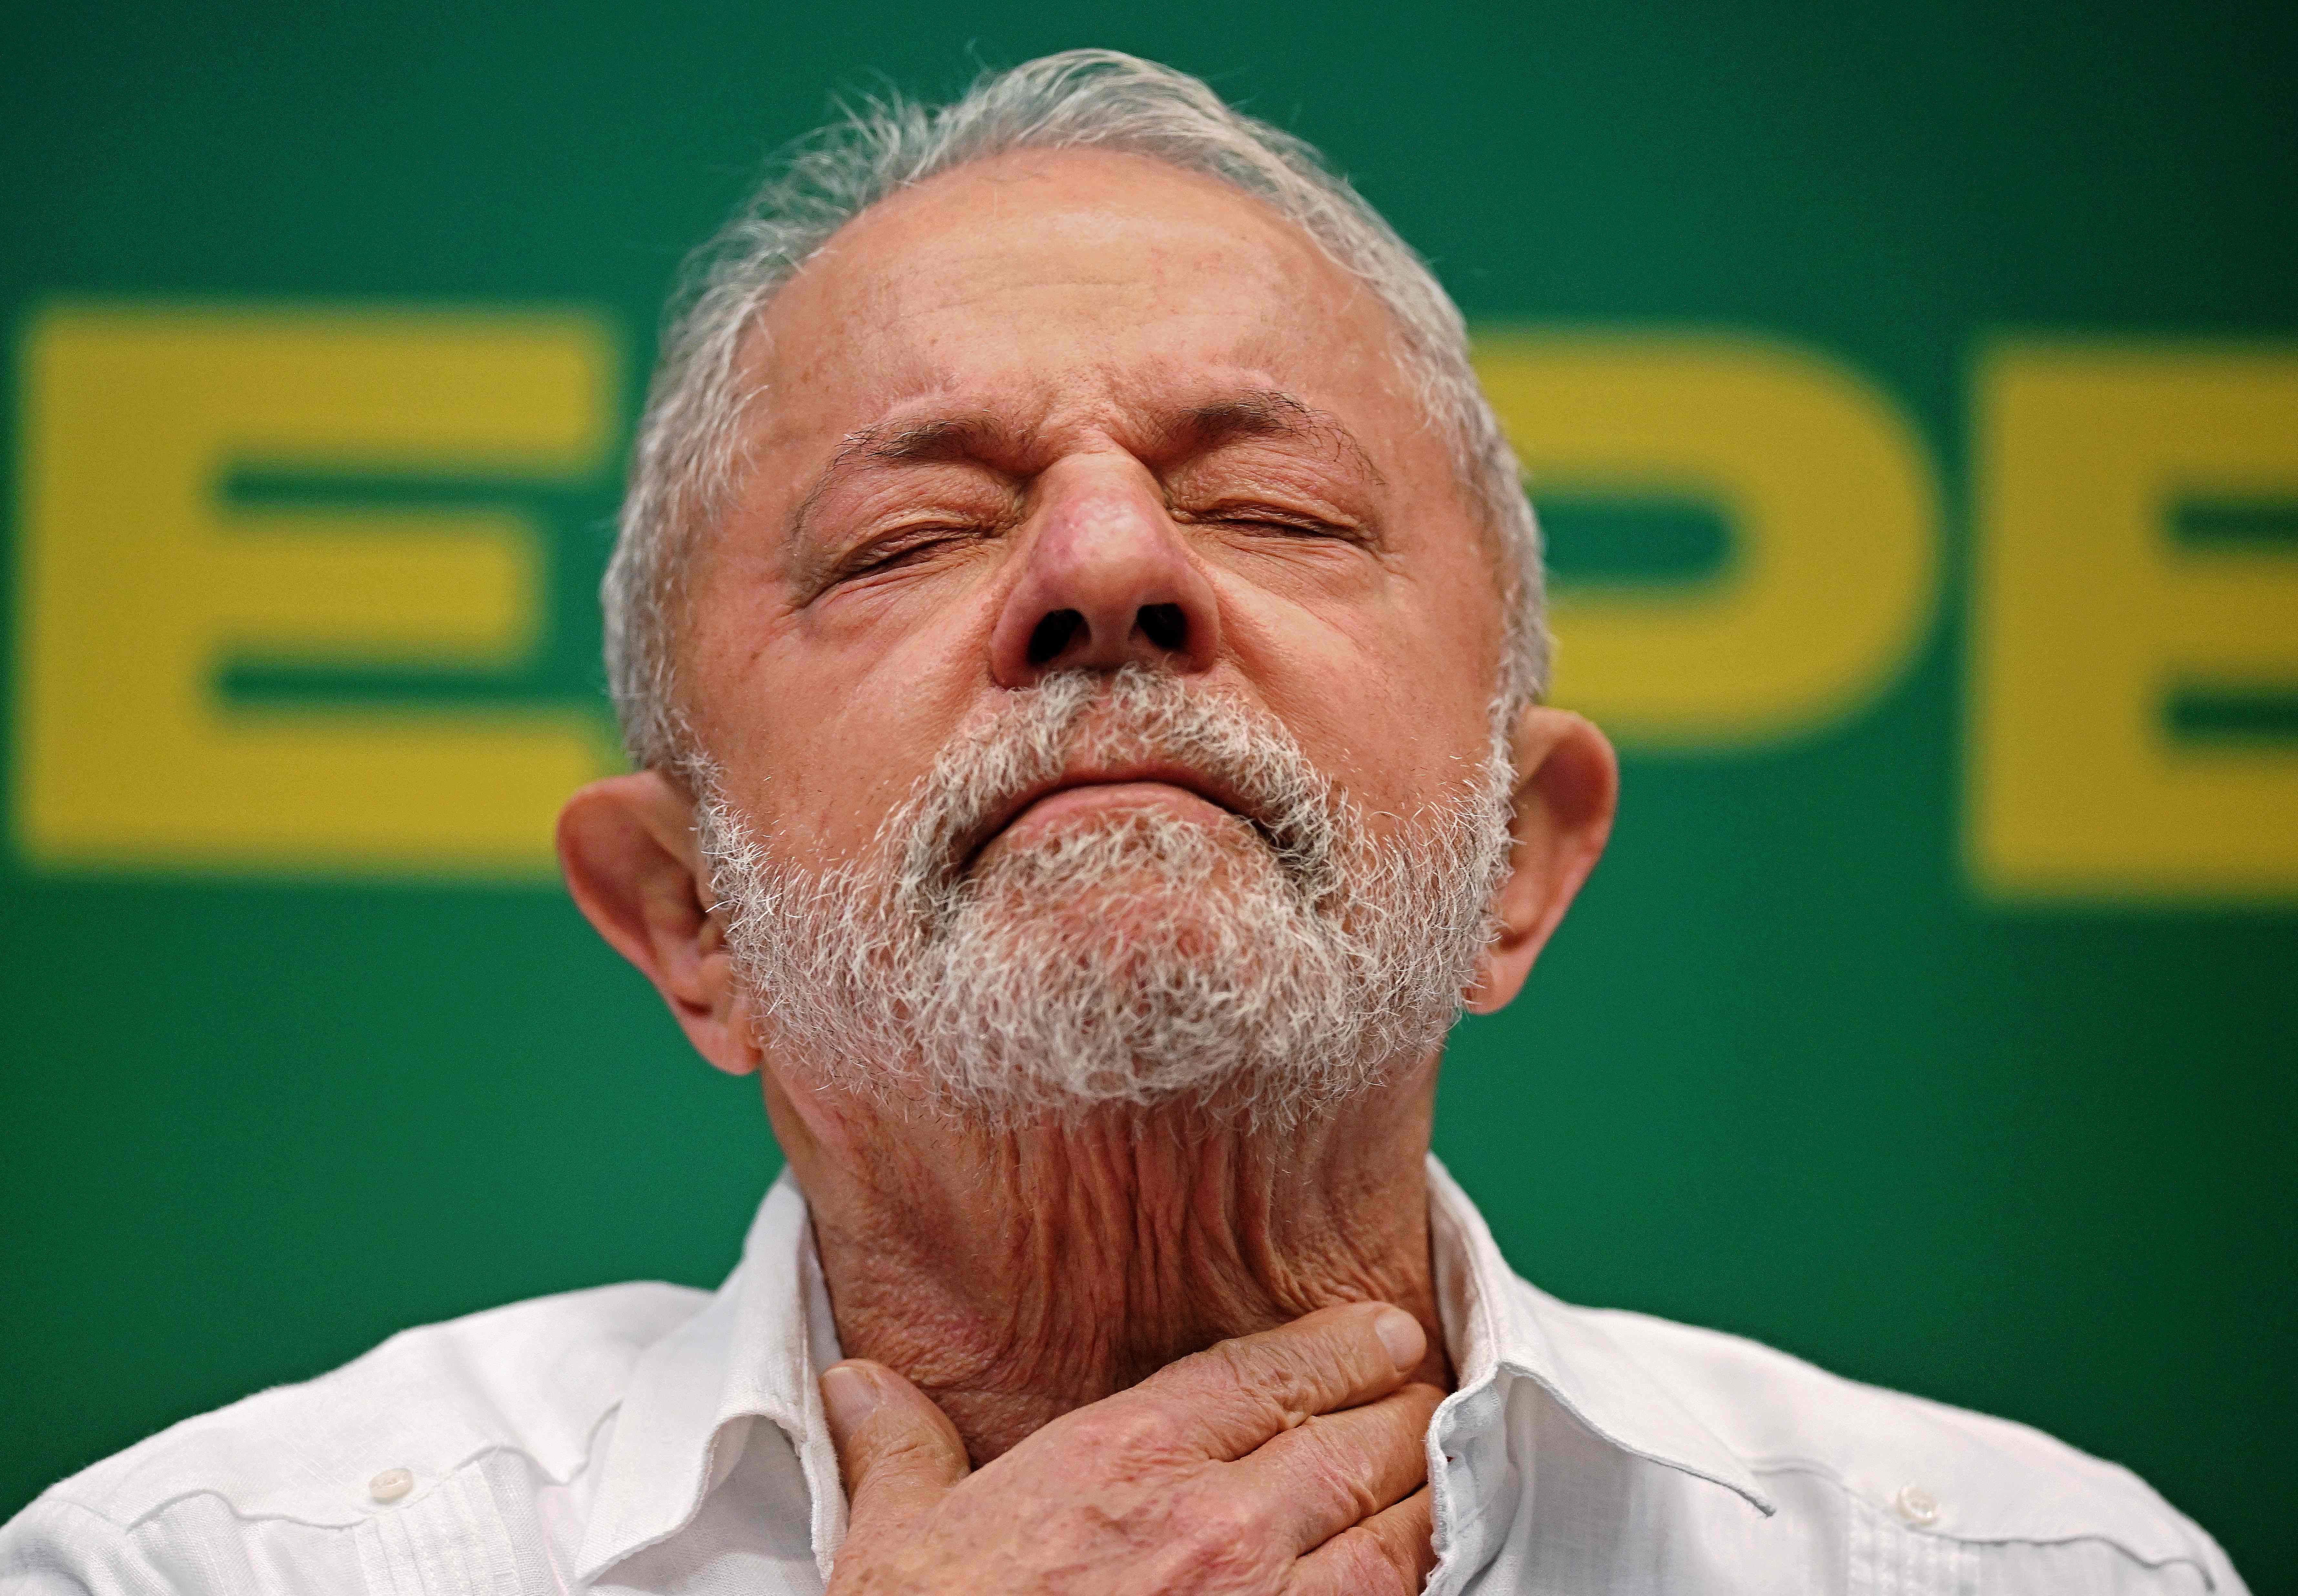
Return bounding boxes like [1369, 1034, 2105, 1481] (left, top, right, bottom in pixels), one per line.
[604, 49, 1548, 773]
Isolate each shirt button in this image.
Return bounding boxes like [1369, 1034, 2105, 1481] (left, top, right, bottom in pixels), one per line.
[369, 1468, 414, 1504]
[1894, 1484, 1940, 1527]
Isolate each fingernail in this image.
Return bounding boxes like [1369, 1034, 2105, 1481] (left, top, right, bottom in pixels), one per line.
[1374, 1307, 1425, 1370]
[821, 1364, 883, 1434]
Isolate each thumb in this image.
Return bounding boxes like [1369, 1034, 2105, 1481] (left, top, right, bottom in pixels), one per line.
[821, 1360, 969, 1553]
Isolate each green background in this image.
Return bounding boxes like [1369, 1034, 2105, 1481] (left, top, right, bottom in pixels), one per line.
[3, 0, 2291, 1581]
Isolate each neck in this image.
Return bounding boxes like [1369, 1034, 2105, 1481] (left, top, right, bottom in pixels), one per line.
[765, 1060, 1452, 1463]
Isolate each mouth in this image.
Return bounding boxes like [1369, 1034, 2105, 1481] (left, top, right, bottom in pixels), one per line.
[954, 762, 1261, 876]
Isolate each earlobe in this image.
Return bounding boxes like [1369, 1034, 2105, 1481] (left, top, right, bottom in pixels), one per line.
[556, 772, 762, 1077]
[1462, 707, 1620, 1016]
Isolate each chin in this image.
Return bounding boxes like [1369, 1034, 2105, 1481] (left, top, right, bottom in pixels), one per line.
[974, 892, 1260, 983]
[961, 835, 1292, 961]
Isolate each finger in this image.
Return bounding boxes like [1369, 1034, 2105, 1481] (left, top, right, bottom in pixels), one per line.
[1284, 1483, 1437, 1596]
[821, 1360, 969, 1554]
[1117, 1302, 1427, 1461]
[1225, 1381, 1441, 1554]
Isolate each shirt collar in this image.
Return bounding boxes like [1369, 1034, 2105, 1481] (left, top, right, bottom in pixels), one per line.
[578, 1157, 1772, 1586]
[1423, 1155, 1772, 1578]
[576, 1169, 845, 1585]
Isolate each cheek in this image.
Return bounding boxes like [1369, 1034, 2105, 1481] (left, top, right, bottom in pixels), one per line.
[1216, 569, 1500, 828]
[682, 585, 995, 864]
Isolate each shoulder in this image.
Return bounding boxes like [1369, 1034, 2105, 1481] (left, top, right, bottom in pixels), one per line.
[1560, 1290, 2243, 1591]
[8, 1280, 707, 1541]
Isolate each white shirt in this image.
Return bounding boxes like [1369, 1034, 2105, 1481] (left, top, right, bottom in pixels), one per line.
[2, 1160, 2245, 1595]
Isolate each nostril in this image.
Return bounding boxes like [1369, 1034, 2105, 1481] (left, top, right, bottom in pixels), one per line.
[1027, 609, 1086, 667]
[1137, 603, 1187, 652]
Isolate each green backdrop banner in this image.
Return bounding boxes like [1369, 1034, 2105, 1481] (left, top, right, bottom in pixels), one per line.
[4, 2, 2292, 1580]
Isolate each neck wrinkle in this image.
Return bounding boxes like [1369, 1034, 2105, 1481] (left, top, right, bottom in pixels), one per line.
[773, 1056, 1450, 1464]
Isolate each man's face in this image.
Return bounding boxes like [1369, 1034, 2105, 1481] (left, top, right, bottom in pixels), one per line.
[682, 147, 1509, 888]
[671, 149, 1520, 1114]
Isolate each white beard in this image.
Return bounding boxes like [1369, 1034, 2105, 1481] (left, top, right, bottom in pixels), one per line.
[699, 668, 1514, 1129]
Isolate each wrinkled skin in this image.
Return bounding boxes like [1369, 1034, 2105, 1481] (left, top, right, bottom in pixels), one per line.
[824, 1305, 1445, 1595]
[557, 148, 1619, 1592]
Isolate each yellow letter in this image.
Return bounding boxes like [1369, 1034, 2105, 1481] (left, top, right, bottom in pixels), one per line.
[1971, 342, 2298, 900]
[15, 304, 621, 877]
[1474, 330, 1938, 746]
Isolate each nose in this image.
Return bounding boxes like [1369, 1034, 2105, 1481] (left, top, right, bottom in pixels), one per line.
[988, 459, 1222, 687]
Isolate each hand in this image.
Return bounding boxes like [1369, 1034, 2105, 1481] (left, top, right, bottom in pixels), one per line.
[820, 1301, 1444, 1594]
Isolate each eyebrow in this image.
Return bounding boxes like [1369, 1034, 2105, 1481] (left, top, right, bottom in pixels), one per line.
[1171, 390, 1387, 487]
[839, 411, 1019, 470]
[788, 411, 1017, 538]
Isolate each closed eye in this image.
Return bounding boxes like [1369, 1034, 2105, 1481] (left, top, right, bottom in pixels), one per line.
[1182, 503, 1374, 545]
[826, 523, 989, 586]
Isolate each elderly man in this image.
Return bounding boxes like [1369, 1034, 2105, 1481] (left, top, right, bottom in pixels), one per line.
[2, 50, 2244, 1596]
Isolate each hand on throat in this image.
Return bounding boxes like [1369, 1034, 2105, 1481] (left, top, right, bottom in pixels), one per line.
[763, 1058, 1455, 1465]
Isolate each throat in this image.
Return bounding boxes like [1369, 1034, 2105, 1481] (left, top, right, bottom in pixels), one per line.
[784, 1083, 1450, 1463]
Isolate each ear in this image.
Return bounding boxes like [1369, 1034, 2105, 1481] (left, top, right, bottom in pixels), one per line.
[1463, 707, 1620, 1015]
[556, 772, 760, 1077]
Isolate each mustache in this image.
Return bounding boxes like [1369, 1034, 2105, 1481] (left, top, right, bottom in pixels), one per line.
[884, 667, 1341, 916]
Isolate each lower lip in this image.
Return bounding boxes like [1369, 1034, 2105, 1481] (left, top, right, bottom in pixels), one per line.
[991, 782, 1231, 846]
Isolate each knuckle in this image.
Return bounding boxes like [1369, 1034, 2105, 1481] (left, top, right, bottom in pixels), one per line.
[1079, 1400, 1189, 1468]
[1294, 1429, 1385, 1519]
[1177, 1497, 1273, 1582]
[1256, 1364, 1322, 1426]
[1190, 1495, 1262, 1549]
[1210, 1340, 1328, 1426]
